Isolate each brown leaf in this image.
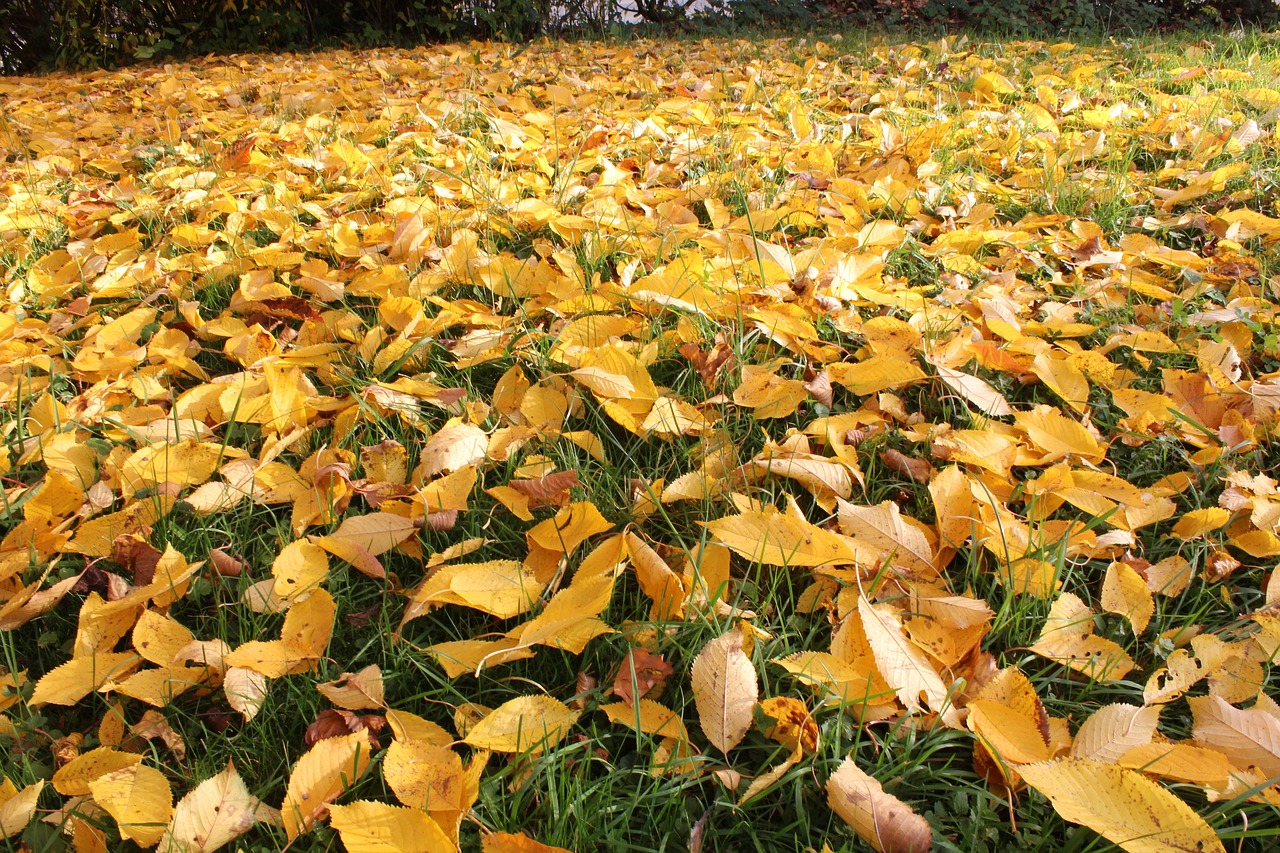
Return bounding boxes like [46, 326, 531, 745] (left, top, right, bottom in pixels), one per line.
[612, 648, 674, 706]
[880, 449, 935, 484]
[112, 534, 161, 586]
[509, 470, 580, 508]
[304, 709, 384, 750]
[209, 548, 249, 578]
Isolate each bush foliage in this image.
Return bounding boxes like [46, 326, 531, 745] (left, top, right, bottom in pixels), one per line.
[2, 0, 1279, 75]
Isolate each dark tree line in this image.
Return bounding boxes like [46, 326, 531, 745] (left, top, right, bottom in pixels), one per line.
[2, 0, 1276, 75]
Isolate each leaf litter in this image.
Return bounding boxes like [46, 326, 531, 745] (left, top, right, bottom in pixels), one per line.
[1, 31, 1280, 852]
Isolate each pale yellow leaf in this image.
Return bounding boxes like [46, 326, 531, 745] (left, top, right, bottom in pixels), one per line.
[1189, 695, 1280, 778]
[691, 624, 758, 754]
[1070, 704, 1160, 763]
[162, 761, 278, 853]
[0, 779, 44, 839]
[857, 596, 954, 721]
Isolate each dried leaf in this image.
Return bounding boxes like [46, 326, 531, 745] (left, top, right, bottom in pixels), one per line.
[691, 623, 758, 754]
[826, 756, 932, 853]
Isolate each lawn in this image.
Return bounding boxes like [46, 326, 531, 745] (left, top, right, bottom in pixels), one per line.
[2, 28, 1280, 853]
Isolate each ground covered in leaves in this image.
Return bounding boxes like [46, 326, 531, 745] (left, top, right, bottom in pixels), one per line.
[3, 30, 1280, 853]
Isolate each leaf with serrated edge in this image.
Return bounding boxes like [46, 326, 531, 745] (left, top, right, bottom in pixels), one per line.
[826, 756, 932, 853]
[1019, 758, 1224, 853]
[88, 764, 173, 848]
[280, 732, 372, 840]
[463, 695, 580, 754]
[691, 624, 758, 754]
[1070, 704, 1159, 764]
[162, 761, 278, 853]
[857, 596, 955, 723]
[328, 800, 456, 853]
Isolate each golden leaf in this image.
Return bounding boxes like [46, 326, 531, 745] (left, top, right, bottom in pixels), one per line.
[280, 732, 373, 840]
[1069, 704, 1160, 764]
[704, 509, 868, 568]
[463, 696, 580, 754]
[0, 779, 44, 839]
[857, 596, 956, 723]
[88, 764, 173, 847]
[1019, 759, 1225, 853]
[481, 832, 574, 853]
[328, 800, 457, 853]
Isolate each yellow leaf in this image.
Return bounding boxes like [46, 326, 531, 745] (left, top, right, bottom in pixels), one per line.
[281, 732, 373, 840]
[385, 711, 454, 747]
[280, 586, 336, 661]
[732, 365, 808, 419]
[771, 651, 895, 716]
[600, 699, 689, 741]
[1014, 406, 1105, 464]
[1100, 562, 1154, 635]
[52, 746, 144, 795]
[826, 756, 932, 853]
[527, 501, 615, 553]
[691, 624, 758, 754]
[624, 532, 686, 620]
[316, 664, 385, 710]
[826, 356, 926, 397]
[416, 464, 478, 513]
[969, 697, 1051, 778]
[751, 447, 854, 511]
[271, 539, 330, 599]
[1070, 704, 1159, 763]
[329, 800, 456, 853]
[131, 610, 196, 666]
[419, 422, 489, 478]
[857, 596, 956, 724]
[402, 560, 545, 624]
[0, 779, 44, 839]
[932, 364, 1013, 417]
[1030, 593, 1134, 682]
[1019, 758, 1225, 853]
[837, 500, 936, 578]
[30, 652, 141, 706]
[704, 509, 868, 568]
[463, 695, 581, 754]
[1118, 743, 1230, 787]
[1189, 695, 1280, 779]
[216, 655, 266, 716]
[513, 568, 615, 653]
[482, 831, 574, 853]
[88, 764, 173, 848]
[1170, 507, 1230, 540]
[321, 512, 417, 557]
[162, 761, 278, 853]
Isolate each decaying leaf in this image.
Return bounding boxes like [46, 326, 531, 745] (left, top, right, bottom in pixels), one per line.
[826, 756, 932, 853]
